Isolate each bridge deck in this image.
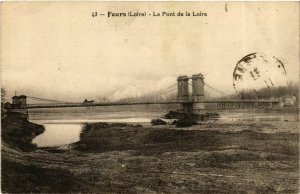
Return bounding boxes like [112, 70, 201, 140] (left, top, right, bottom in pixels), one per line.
[26, 100, 280, 109]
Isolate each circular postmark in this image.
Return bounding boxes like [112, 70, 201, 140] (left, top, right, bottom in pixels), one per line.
[233, 53, 288, 96]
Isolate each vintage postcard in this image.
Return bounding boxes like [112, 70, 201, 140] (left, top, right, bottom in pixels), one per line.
[1, 2, 299, 193]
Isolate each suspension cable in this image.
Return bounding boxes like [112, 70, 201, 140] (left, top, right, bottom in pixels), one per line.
[203, 82, 224, 95]
[27, 96, 75, 103]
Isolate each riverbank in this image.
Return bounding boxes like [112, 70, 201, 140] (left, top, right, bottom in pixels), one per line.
[1, 114, 299, 193]
[2, 113, 45, 151]
[1, 114, 89, 193]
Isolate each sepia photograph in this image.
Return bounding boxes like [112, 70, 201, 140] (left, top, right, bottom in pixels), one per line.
[1, 2, 299, 193]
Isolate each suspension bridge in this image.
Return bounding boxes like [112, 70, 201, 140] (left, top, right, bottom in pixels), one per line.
[5, 73, 281, 118]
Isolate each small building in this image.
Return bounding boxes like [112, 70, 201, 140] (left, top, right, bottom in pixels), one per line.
[12, 96, 19, 104]
[7, 95, 29, 120]
[280, 95, 297, 107]
[11, 95, 27, 109]
[18, 95, 27, 109]
[4, 102, 12, 109]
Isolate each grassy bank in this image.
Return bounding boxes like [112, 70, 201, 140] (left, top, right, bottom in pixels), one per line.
[1, 114, 93, 193]
[1, 115, 299, 193]
[74, 121, 299, 193]
[1, 159, 90, 193]
[77, 122, 299, 156]
[1, 113, 45, 151]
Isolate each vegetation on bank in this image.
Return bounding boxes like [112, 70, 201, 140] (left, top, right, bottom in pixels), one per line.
[1, 115, 299, 193]
[211, 83, 299, 102]
[163, 111, 220, 127]
[1, 113, 45, 151]
[77, 121, 298, 159]
[164, 111, 219, 120]
[1, 114, 89, 193]
[174, 117, 198, 127]
[151, 119, 167, 125]
[1, 160, 89, 193]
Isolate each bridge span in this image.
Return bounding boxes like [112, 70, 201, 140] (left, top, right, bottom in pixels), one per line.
[5, 73, 282, 120]
[25, 100, 280, 109]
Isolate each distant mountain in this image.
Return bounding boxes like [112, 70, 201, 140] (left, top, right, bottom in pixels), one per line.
[110, 84, 142, 101]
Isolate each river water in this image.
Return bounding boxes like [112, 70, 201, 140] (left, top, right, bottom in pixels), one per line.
[31, 116, 160, 147]
[29, 107, 299, 147]
[30, 107, 166, 147]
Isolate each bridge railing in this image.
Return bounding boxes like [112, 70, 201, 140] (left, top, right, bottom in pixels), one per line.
[26, 101, 182, 109]
[25, 99, 281, 110]
[199, 100, 280, 110]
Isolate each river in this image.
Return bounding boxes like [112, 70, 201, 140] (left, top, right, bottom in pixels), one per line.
[30, 107, 167, 147]
[29, 107, 299, 147]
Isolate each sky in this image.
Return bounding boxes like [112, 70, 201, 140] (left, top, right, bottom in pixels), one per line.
[1, 2, 299, 102]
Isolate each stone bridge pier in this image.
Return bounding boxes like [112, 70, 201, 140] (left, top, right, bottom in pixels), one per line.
[5, 95, 29, 120]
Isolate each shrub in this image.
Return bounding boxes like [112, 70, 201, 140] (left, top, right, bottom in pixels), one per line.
[164, 111, 182, 119]
[176, 118, 197, 127]
[151, 119, 167, 126]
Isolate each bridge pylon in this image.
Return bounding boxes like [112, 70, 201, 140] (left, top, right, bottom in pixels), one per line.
[177, 75, 189, 103]
[5, 95, 29, 120]
[177, 73, 205, 115]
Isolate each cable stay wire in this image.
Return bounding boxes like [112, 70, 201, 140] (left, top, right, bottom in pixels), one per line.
[27, 82, 225, 104]
[141, 84, 177, 97]
[155, 85, 177, 95]
[157, 88, 177, 96]
[153, 83, 177, 94]
[27, 96, 76, 104]
[108, 84, 134, 96]
[203, 82, 225, 95]
[108, 83, 177, 101]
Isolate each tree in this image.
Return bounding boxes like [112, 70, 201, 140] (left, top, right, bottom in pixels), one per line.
[1, 88, 6, 102]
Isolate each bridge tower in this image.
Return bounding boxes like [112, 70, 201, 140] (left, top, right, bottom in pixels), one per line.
[192, 73, 204, 102]
[177, 73, 205, 115]
[7, 95, 29, 120]
[192, 73, 205, 112]
[177, 75, 189, 103]
[177, 75, 193, 115]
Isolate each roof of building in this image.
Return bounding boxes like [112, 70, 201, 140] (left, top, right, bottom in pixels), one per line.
[12, 95, 27, 99]
[18, 95, 27, 98]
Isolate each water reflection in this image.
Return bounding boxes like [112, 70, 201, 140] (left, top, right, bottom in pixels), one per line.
[31, 117, 155, 147]
[218, 113, 299, 122]
[34, 118, 152, 124]
[32, 124, 82, 147]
